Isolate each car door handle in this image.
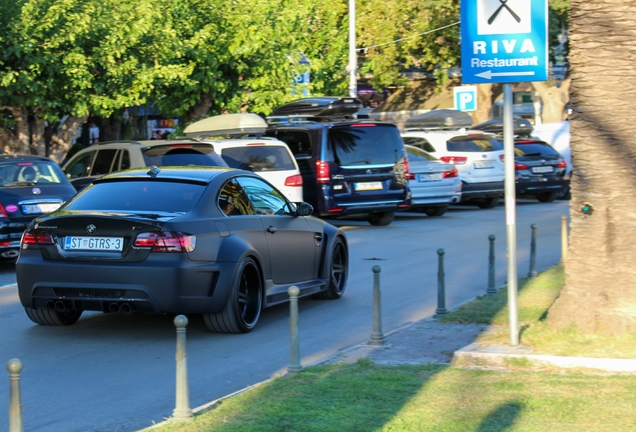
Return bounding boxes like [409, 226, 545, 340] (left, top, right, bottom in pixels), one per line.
[267, 226, 278, 233]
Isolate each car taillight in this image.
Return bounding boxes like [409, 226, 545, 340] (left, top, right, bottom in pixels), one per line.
[284, 174, 303, 187]
[21, 228, 54, 250]
[316, 160, 330, 183]
[0, 204, 7, 218]
[515, 163, 528, 170]
[440, 156, 467, 165]
[499, 154, 505, 162]
[556, 160, 567, 169]
[134, 232, 196, 253]
[443, 167, 459, 178]
[404, 157, 415, 180]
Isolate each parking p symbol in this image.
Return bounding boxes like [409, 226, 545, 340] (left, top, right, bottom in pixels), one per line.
[454, 86, 477, 112]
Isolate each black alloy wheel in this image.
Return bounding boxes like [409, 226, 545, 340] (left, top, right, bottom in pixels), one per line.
[204, 257, 263, 333]
[537, 191, 558, 203]
[25, 307, 83, 326]
[369, 211, 395, 226]
[476, 197, 500, 209]
[424, 206, 448, 217]
[315, 238, 348, 299]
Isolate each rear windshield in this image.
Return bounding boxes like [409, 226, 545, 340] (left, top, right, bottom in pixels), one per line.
[402, 137, 436, 153]
[64, 180, 205, 213]
[327, 124, 404, 166]
[142, 144, 227, 167]
[514, 141, 561, 159]
[405, 146, 438, 163]
[220, 145, 296, 172]
[0, 160, 70, 186]
[446, 136, 500, 152]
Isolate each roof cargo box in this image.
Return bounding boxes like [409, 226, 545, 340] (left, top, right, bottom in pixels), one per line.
[183, 113, 267, 137]
[269, 97, 363, 118]
[404, 109, 473, 130]
[471, 119, 534, 137]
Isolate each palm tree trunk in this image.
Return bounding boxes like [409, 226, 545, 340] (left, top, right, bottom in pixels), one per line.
[547, 0, 636, 333]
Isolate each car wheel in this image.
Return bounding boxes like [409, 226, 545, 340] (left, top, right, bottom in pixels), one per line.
[424, 206, 448, 217]
[537, 191, 558, 203]
[476, 197, 500, 209]
[557, 186, 571, 200]
[369, 211, 395, 226]
[203, 257, 263, 333]
[24, 307, 82, 326]
[315, 238, 348, 300]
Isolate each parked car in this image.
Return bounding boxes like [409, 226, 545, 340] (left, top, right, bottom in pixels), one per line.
[16, 166, 348, 333]
[531, 120, 571, 200]
[184, 113, 303, 202]
[472, 119, 570, 202]
[401, 110, 505, 209]
[0, 155, 76, 259]
[62, 139, 228, 191]
[266, 97, 411, 226]
[404, 145, 461, 216]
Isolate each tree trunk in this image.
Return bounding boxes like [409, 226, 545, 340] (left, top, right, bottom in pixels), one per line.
[532, 79, 570, 124]
[472, 84, 493, 124]
[9, 107, 31, 154]
[184, 93, 213, 123]
[30, 115, 46, 156]
[97, 112, 124, 142]
[49, 115, 87, 164]
[546, 0, 636, 334]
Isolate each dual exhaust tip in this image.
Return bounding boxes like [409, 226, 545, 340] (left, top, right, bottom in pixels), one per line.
[46, 300, 133, 315]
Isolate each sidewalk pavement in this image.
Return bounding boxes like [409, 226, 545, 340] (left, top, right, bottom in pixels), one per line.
[318, 316, 636, 375]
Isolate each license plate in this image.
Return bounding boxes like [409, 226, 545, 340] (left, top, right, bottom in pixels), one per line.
[474, 161, 495, 169]
[532, 166, 554, 173]
[64, 236, 124, 251]
[354, 181, 383, 191]
[22, 203, 61, 215]
[417, 174, 442, 182]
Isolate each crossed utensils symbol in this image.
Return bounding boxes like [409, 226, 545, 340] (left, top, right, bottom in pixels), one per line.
[488, 0, 521, 25]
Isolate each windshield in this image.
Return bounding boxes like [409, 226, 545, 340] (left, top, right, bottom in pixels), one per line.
[221, 146, 296, 172]
[327, 124, 404, 166]
[0, 160, 70, 186]
[142, 144, 227, 167]
[64, 180, 205, 213]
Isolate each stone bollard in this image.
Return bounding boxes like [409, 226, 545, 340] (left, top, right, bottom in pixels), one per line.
[528, 224, 538, 278]
[561, 215, 568, 263]
[288, 286, 302, 373]
[435, 249, 448, 316]
[7, 358, 23, 432]
[172, 315, 192, 421]
[369, 265, 385, 346]
[487, 234, 497, 295]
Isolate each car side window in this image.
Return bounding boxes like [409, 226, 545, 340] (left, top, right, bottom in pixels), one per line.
[268, 131, 312, 158]
[403, 137, 436, 153]
[235, 176, 289, 216]
[217, 179, 255, 216]
[64, 151, 96, 179]
[91, 149, 118, 176]
[119, 149, 131, 170]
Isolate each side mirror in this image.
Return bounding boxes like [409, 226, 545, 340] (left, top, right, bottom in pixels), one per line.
[295, 202, 313, 217]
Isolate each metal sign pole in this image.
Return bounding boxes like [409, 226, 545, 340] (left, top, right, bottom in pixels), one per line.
[503, 83, 519, 346]
[348, 0, 357, 98]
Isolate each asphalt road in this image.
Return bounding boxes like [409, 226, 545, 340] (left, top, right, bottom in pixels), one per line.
[0, 200, 569, 432]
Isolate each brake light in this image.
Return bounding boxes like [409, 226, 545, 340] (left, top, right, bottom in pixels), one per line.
[246, 142, 266, 146]
[168, 144, 193, 148]
[515, 163, 528, 170]
[499, 154, 505, 162]
[443, 167, 459, 178]
[21, 228, 54, 249]
[134, 232, 196, 253]
[556, 160, 567, 168]
[0, 204, 7, 218]
[351, 124, 376, 127]
[284, 174, 303, 187]
[440, 156, 467, 165]
[404, 156, 415, 180]
[327, 208, 344, 213]
[316, 160, 330, 183]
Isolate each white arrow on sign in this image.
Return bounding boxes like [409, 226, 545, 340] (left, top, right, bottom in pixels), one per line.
[476, 70, 536, 79]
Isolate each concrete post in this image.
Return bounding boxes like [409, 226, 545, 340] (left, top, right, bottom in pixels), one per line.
[435, 249, 448, 315]
[561, 215, 568, 262]
[172, 315, 192, 421]
[528, 224, 538, 277]
[487, 234, 497, 295]
[369, 265, 385, 346]
[288, 286, 302, 373]
[7, 358, 23, 432]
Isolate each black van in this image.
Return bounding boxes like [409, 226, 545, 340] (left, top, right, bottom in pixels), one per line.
[266, 97, 411, 226]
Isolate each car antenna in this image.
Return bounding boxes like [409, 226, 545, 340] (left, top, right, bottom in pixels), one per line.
[147, 166, 161, 177]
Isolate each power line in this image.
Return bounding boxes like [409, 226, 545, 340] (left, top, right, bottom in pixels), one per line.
[356, 21, 460, 52]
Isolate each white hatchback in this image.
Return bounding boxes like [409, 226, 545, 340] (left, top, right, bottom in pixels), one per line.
[184, 113, 303, 202]
[401, 130, 505, 208]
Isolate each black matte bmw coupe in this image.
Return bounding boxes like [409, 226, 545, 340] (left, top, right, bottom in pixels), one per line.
[16, 166, 348, 333]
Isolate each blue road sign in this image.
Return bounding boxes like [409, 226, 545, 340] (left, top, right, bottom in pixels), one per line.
[461, 0, 548, 84]
[454, 86, 477, 111]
